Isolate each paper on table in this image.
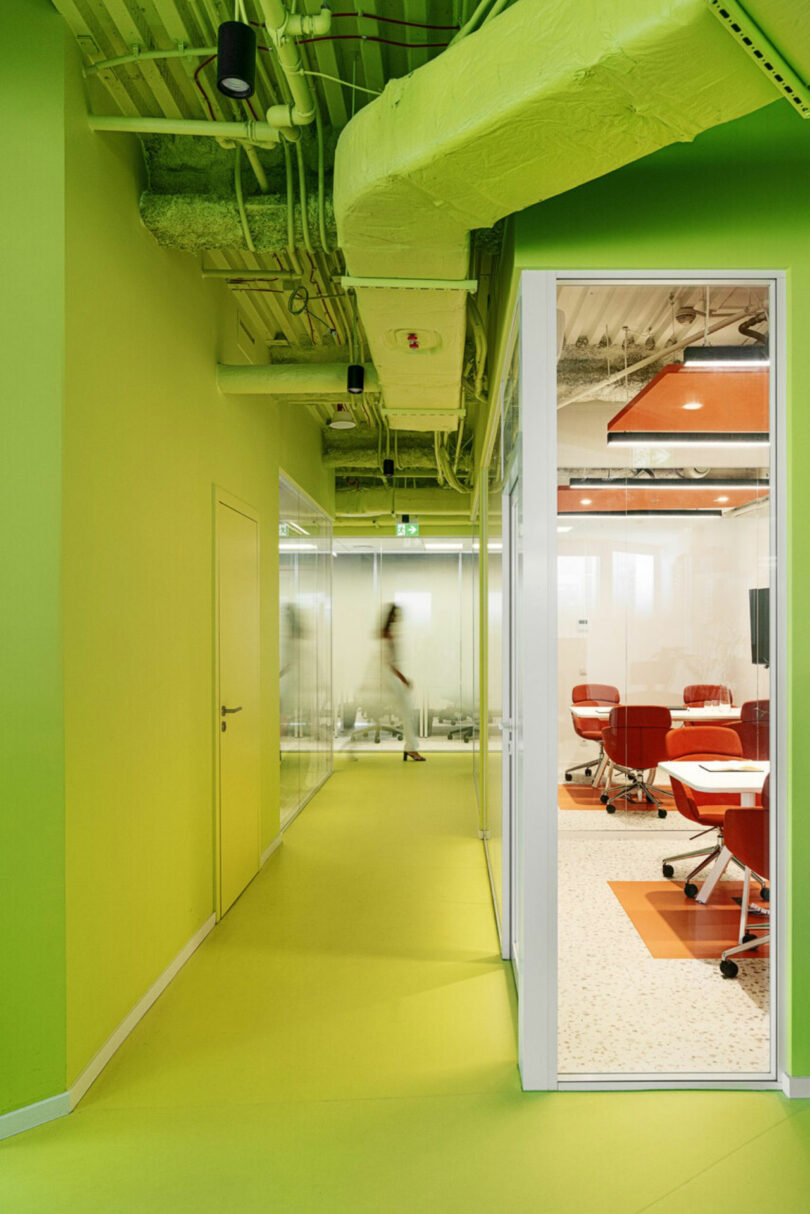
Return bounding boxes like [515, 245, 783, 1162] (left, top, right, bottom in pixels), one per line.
[698, 761, 767, 773]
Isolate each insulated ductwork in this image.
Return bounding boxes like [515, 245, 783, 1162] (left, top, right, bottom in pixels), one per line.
[333, 0, 778, 431]
[335, 487, 472, 518]
[217, 362, 378, 395]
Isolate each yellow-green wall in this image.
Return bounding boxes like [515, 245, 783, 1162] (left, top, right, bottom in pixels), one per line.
[62, 34, 332, 1082]
[510, 99, 809, 1076]
[0, 0, 67, 1117]
[3, 0, 333, 1112]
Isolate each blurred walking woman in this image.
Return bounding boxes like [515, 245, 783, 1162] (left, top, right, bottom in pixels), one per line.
[380, 604, 426, 762]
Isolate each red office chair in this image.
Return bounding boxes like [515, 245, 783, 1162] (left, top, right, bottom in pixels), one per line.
[729, 699, 770, 760]
[600, 706, 673, 817]
[683, 684, 733, 707]
[720, 775, 770, 978]
[565, 683, 620, 784]
[662, 726, 743, 898]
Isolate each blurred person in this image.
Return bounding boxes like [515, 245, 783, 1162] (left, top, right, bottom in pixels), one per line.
[356, 604, 426, 762]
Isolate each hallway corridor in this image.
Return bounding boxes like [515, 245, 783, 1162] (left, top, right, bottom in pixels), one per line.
[3, 757, 810, 1212]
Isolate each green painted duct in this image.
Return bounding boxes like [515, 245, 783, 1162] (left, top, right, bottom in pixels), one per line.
[218, 362, 378, 395]
[323, 431, 471, 472]
[335, 487, 472, 518]
[333, 0, 781, 431]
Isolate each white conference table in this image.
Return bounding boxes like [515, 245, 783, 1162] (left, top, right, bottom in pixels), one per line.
[570, 705, 741, 723]
[659, 759, 769, 903]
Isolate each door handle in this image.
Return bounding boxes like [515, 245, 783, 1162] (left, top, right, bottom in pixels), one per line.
[221, 705, 243, 715]
[497, 719, 514, 731]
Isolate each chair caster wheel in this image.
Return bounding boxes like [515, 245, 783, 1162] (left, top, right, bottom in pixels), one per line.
[585, 768, 592, 777]
[662, 864, 674, 879]
[743, 932, 758, 944]
[760, 886, 770, 902]
[657, 808, 667, 819]
[564, 773, 572, 782]
[720, 959, 739, 979]
[684, 883, 698, 899]
[606, 804, 616, 814]
[600, 793, 608, 804]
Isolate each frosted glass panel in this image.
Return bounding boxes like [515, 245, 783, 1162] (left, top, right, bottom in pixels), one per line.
[333, 540, 477, 752]
[279, 476, 332, 824]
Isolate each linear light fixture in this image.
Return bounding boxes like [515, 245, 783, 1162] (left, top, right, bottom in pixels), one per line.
[606, 434, 769, 448]
[557, 511, 723, 520]
[424, 541, 464, 551]
[568, 477, 768, 491]
[279, 541, 317, 551]
[683, 344, 769, 368]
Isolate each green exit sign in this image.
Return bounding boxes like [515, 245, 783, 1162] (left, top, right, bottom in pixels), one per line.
[279, 523, 289, 536]
[396, 521, 419, 537]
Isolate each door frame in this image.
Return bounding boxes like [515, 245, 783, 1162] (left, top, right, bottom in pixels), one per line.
[213, 486, 261, 922]
[511, 269, 786, 1092]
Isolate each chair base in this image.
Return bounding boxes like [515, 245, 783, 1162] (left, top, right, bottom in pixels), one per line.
[720, 866, 771, 977]
[601, 768, 674, 815]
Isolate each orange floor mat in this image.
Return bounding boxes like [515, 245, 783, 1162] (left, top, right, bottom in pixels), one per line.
[558, 784, 604, 809]
[609, 881, 770, 959]
[557, 784, 669, 811]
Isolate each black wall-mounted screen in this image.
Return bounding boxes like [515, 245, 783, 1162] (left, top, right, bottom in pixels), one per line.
[749, 587, 770, 667]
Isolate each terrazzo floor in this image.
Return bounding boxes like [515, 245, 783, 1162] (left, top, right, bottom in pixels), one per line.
[558, 781, 771, 1076]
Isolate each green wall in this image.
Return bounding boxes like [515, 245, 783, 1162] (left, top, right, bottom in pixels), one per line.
[0, 0, 68, 1117]
[512, 99, 809, 1076]
[2, 0, 333, 1113]
[62, 32, 332, 1082]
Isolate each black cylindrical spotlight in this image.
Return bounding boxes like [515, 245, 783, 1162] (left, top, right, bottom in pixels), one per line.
[347, 364, 364, 394]
[217, 21, 256, 99]
[383, 458, 394, 478]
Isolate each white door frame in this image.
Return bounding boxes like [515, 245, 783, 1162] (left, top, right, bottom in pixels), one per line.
[500, 456, 519, 969]
[513, 269, 786, 1092]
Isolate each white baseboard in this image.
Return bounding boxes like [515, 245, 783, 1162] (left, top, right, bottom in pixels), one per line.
[0, 1091, 71, 1143]
[781, 1073, 810, 1098]
[260, 832, 283, 868]
[68, 913, 216, 1110]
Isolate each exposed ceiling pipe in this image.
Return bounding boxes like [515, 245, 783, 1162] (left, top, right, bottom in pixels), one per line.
[739, 312, 768, 344]
[88, 113, 281, 147]
[557, 308, 762, 409]
[218, 361, 379, 395]
[334, 0, 777, 432]
[259, 1, 330, 128]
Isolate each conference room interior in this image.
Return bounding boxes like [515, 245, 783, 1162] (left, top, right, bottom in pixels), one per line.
[556, 280, 773, 1077]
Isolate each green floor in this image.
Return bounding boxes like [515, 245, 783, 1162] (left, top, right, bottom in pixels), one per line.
[3, 756, 810, 1212]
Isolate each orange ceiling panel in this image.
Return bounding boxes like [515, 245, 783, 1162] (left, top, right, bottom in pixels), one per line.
[558, 485, 769, 514]
[607, 365, 769, 440]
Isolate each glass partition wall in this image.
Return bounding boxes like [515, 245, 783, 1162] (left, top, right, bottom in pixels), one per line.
[332, 539, 477, 752]
[554, 279, 774, 1079]
[279, 475, 333, 826]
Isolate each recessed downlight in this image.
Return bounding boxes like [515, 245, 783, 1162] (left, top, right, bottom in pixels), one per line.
[682, 401, 704, 410]
[716, 496, 730, 503]
[580, 498, 592, 505]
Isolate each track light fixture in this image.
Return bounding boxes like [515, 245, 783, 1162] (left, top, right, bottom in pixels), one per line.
[217, 20, 256, 99]
[347, 364, 364, 394]
[328, 404, 355, 430]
